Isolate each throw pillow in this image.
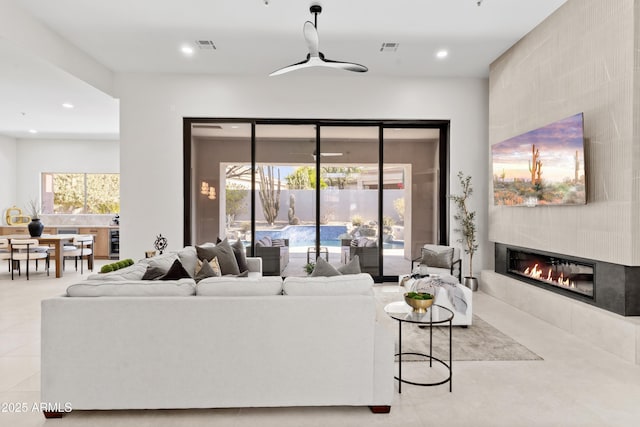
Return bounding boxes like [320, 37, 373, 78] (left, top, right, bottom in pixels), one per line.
[141, 265, 166, 280]
[231, 239, 249, 273]
[177, 246, 198, 278]
[271, 238, 286, 247]
[337, 255, 361, 275]
[310, 256, 341, 277]
[196, 238, 241, 275]
[159, 259, 192, 281]
[195, 257, 222, 282]
[421, 247, 454, 269]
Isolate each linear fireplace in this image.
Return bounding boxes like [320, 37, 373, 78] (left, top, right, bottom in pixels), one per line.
[508, 248, 594, 298]
[495, 243, 640, 316]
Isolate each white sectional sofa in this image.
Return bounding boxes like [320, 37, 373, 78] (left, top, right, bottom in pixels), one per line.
[40, 266, 394, 418]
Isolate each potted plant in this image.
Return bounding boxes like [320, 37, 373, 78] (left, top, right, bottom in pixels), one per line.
[26, 198, 44, 237]
[303, 262, 315, 275]
[450, 171, 479, 291]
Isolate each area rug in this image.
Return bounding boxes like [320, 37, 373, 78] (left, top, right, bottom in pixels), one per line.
[375, 291, 543, 362]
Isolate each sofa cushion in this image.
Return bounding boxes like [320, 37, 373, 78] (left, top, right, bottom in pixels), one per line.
[66, 278, 196, 297]
[88, 263, 147, 281]
[196, 239, 240, 275]
[283, 273, 373, 296]
[196, 276, 283, 296]
[337, 255, 362, 275]
[310, 256, 341, 277]
[421, 246, 454, 269]
[160, 259, 192, 281]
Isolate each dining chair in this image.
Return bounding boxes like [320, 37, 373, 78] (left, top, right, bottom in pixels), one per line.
[10, 238, 50, 280]
[0, 238, 11, 272]
[63, 235, 94, 274]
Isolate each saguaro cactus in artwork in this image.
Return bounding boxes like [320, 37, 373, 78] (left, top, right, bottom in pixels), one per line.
[257, 166, 281, 226]
[528, 144, 543, 185]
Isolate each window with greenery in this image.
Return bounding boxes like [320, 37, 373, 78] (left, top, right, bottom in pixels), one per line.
[42, 173, 120, 214]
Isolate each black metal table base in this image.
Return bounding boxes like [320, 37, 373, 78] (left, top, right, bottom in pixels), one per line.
[392, 304, 453, 394]
[394, 352, 452, 390]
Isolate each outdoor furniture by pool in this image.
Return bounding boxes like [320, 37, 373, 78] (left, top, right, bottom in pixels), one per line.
[307, 246, 329, 264]
[251, 237, 289, 276]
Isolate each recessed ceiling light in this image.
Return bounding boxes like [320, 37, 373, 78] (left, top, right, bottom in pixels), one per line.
[28, 129, 38, 134]
[231, 125, 239, 129]
[62, 103, 74, 109]
[436, 50, 449, 59]
[181, 45, 194, 56]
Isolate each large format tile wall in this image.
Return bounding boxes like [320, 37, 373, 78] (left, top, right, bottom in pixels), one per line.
[488, 0, 640, 266]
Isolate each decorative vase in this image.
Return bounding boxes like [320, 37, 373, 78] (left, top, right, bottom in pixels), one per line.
[28, 218, 44, 237]
[463, 276, 479, 292]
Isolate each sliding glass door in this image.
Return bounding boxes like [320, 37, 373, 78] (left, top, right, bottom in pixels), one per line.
[254, 124, 317, 276]
[185, 119, 448, 280]
[319, 126, 379, 276]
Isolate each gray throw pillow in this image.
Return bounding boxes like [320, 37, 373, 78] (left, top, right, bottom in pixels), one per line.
[196, 238, 241, 275]
[231, 239, 249, 273]
[421, 247, 454, 269]
[141, 265, 165, 280]
[310, 256, 341, 277]
[337, 255, 361, 275]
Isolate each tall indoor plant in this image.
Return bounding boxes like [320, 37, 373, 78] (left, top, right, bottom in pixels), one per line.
[450, 171, 479, 291]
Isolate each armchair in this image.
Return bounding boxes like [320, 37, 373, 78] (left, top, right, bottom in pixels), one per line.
[411, 244, 461, 283]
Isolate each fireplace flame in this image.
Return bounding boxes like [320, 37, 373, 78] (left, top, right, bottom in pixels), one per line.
[522, 264, 575, 289]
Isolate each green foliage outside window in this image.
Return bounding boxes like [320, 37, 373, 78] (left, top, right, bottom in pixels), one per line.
[49, 173, 120, 214]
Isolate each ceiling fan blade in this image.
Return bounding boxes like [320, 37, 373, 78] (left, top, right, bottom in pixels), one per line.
[321, 57, 368, 73]
[269, 56, 311, 77]
[303, 21, 319, 57]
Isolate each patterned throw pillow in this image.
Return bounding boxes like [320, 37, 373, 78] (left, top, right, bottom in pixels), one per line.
[420, 247, 454, 269]
[195, 257, 222, 282]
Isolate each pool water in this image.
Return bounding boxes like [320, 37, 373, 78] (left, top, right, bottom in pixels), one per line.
[254, 225, 403, 249]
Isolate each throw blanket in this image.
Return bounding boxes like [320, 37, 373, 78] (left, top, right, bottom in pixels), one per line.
[410, 276, 468, 314]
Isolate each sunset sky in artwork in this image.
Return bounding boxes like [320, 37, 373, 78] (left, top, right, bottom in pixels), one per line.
[492, 113, 584, 183]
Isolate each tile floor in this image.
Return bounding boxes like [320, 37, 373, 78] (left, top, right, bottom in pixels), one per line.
[1, 261, 640, 426]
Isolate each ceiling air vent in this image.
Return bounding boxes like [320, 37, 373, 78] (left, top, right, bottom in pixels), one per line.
[379, 42, 399, 52]
[196, 40, 217, 50]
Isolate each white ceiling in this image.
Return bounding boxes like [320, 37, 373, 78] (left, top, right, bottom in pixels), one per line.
[1, 0, 567, 140]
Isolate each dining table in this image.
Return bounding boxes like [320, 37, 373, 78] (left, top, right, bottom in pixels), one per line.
[6, 234, 87, 278]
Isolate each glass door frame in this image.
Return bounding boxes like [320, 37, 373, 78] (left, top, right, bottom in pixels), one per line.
[183, 117, 450, 281]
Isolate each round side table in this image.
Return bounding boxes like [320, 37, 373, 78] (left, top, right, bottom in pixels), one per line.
[385, 301, 454, 393]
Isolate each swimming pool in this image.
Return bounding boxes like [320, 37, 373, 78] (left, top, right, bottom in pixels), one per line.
[255, 225, 403, 249]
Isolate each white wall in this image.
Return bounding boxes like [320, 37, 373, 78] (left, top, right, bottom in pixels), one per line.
[0, 134, 17, 222]
[116, 73, 489, 275]
[15, 139, 119, 210]
[489, 0, 639, 266]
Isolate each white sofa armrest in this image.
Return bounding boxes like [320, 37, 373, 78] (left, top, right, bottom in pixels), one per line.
[246, 257, 262, 274]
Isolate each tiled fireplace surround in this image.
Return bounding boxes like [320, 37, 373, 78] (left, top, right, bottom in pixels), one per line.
[482, 246, 640, 366]
[494, 243, 640, 317]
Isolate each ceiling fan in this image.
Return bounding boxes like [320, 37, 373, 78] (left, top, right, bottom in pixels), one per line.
[269, 5, 368, 77]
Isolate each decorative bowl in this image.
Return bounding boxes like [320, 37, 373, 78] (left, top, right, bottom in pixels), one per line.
[404, 292, 434, 313]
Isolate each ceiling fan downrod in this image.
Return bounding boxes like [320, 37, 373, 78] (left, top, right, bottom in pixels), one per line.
[310, 4, 321, 28]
